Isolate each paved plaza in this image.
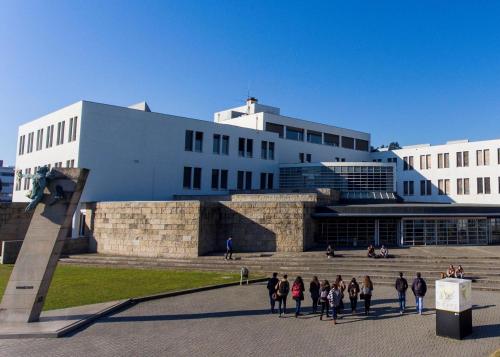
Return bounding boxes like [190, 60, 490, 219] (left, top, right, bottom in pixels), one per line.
[0, 282, 499, 357]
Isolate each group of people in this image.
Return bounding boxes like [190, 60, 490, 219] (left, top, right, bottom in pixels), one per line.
[366, 244, 389, 258]
[443, 264, 465, 279]
[266, 271, 427, 323]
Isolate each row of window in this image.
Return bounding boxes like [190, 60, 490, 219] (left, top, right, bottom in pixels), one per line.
[18, 117, 78, 156]
[401, 148, 500, 170]
[265, 122, 369, 151]
[183, 167, 274, 191]
[185, 130, 275, 160]
[402, 177, 499, 196]
[15, 160, 75, 191]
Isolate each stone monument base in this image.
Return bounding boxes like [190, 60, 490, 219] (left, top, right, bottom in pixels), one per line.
[436, 308, 472, 340]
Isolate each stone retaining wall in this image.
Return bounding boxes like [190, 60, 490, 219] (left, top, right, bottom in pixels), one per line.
[0, 203, 33, 241]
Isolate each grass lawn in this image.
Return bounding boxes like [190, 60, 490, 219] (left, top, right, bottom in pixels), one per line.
[0, 264, 242, 311]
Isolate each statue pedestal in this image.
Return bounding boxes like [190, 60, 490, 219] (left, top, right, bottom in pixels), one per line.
[435, 278, 472, 340]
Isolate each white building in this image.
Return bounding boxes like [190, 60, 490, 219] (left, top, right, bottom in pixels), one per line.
[0, 161, 14, 202]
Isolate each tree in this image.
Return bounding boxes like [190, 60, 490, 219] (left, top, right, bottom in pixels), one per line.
[388, 142, 401, 150]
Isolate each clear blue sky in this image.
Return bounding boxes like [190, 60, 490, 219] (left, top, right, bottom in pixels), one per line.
[2, 1, 500, 166]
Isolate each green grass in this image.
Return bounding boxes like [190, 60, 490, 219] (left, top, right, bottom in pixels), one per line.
[0, 265, 242, 311]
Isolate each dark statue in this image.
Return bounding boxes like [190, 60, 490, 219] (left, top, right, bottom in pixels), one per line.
[16, 166, 55, 211]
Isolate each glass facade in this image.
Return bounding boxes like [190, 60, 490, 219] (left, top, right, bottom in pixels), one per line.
[280, 164, 394, 192]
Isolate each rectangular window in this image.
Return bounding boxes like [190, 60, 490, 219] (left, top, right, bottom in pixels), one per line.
[299, 153, 305, 163]
[498, 148, 500, 164]
[456, 152, 462, 167]
[260, 173, 266, 190]
[420, 180, 431, 196]
[238, 138, 245, 157]
[409, 181, 414, 195]
[15, 173, 21, 191]
[457, 179, 463, 195]
[438, 154, 443, 168]
[213, 134, 221, 154]
[211, 169, 219, 189]
[464, 178, 470, 195]
[245, 171, 252, 190]
[445, 179, 450, 195]
[355, 139, 369, 151]
[222, 135, 229, 155]
[438, 180, 444, 195]
[193, 167, 202, 189]
[23, 168, 31, 190]
[476, 150, 483, 166]
[484, 149, 490, 165]
[463, 151, 469, 167]
[269, 142, 275, 160]
[246, 139, 253, 158]
[27, 132, 34, 153]
[68, 117, 74, 142]
[46, 125, 54, 148]
[220, 170, 228, 189]
[420, 154, 431, 169]
[183, 167, 192, 188]
[265, 122, 284, 138]
[36, 129, 43, 151]
[306, 130, 322, 144]
[403, 156, 414, 170]
[267, 173, 274, 189]
[72, 117, 78, 141]
[324, 133, 340, 147]
[18, 135, 25, 155]
[194, 132, 203, 152]
[306, 153, 312, 163]
[403, 181, 414, 195]
[286, 126, 304, 141]
[261, 141, 268, 159]
[420, 155, 425, 169]
[56, 121, 65, 145]
[477, 177, 484, 194]
[341, 136, 355, 149]
[185, 130, 193, 151]
[444, 153, 449, 168]
[484, 177, 491, 194]
[237, 171, 244, 190]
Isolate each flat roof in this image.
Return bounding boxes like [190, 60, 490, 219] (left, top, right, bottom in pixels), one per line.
[313, 203, 500, 218]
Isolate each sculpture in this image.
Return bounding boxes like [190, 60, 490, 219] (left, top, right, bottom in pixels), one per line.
[17, 166, 52, 211]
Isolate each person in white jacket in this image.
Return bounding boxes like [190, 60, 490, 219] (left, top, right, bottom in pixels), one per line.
[328, 283, 342, 324]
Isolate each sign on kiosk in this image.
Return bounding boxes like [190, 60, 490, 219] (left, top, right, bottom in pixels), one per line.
[435, 278, 472, 313]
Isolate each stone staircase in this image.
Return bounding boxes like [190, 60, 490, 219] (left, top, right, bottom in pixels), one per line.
[60, 249, 500, 292]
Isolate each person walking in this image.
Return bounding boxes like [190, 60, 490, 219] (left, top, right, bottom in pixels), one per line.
[395, 272, 408, 314]
[347, 277, 360, 314]
[292, 276, 305, 317]
[309, 276, 321, 314]
[319, 280, 331, 320]
[276, 274, 290, 317]
[267, 272, 279, 314]
[411, 272, 427, 315]
[361, 276, 373, 315]
[335, 275, 346, 316]
[225, 237, 233, 260]
[328, 283, 342, 324]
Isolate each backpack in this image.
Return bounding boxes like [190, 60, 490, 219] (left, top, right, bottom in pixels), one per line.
[291, 283, 301, 299]
[320, 288, 329, 300]
[396, 278, 407, 292]
[278, 281, 289, 296]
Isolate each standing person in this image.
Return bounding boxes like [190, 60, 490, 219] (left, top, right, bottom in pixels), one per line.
[328, 283, 342, 324]
[267, 272, 279, 314]
[225, 237, 233, 260]
[361, 276, 374, 315]
[347, 277, 360, 314]
[335, 275, 346, 316]
[411, 272, 427, 315]
[292, 276, 305, 317]
[319, 280, 331, 320]
[276, 274, 290, 317]
[309, 276, 321, 314]
[395, 272, 408, 314]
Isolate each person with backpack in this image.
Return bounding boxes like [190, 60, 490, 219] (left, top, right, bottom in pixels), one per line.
[360, 276, 373, 315]
[276, 274, 290, 317]
[335, 275, 346, 316]
[267, 272, 279, 314]
[309, 276, 321, 314]
[292, 276, 305, 317]
[411, 272, 427, 315]
[347, 277, 360, 314]
[395, 272, 408, 314]
[319, 280, 331, 320]
[327, 283, 342, 324]
[225, 237, 233, 260]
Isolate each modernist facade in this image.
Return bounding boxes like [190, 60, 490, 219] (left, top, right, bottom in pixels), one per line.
[12, 98, 500, 247]
[0, 161, 14, 202]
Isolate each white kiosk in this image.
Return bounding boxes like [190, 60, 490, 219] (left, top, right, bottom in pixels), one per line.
[435, 278, 472, 339]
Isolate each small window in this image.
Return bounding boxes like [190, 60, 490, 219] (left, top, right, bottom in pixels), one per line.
[286, 126, 304, 141]
[267, 173, 274, 189]
[245, 171, 252, 190]
[193, 167, 202, 189]
[185, 130, 193, 151]
[222, 135, 229, 155]
[355, 139, 369, 151]
[220, 170, 228, 189]
[484, 177, 491, 194]
[261, 141, 268, 159]
[477, 177, 483, 194]
[269, 142, 275, 160]
[211, 169, 219, 189]
[183, 167, 192, 188]
[341, 136, 354, 149]
[306, 154, 312, 163]
[194, 132, 203, 152]
[265, 122, 284, 138]
[213, 134, 221, 154]
[324, 133, 339, 147]
[238, 138, 245, 157]
[237, 171, 244, 190]
[246, 139, 253, 158]
[306, 130, 322, 144]
[260, 173, 266, 190]
[299, 153, 305, 163]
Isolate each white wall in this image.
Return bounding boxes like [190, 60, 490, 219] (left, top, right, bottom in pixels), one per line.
[371, 140, 500, 204]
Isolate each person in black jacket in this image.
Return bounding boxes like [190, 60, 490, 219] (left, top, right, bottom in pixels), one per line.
[411, 272, 427, 315]
[395, 272, 408, 314]
[309, 276, 321, 313]
[267, 272, 279, 313]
